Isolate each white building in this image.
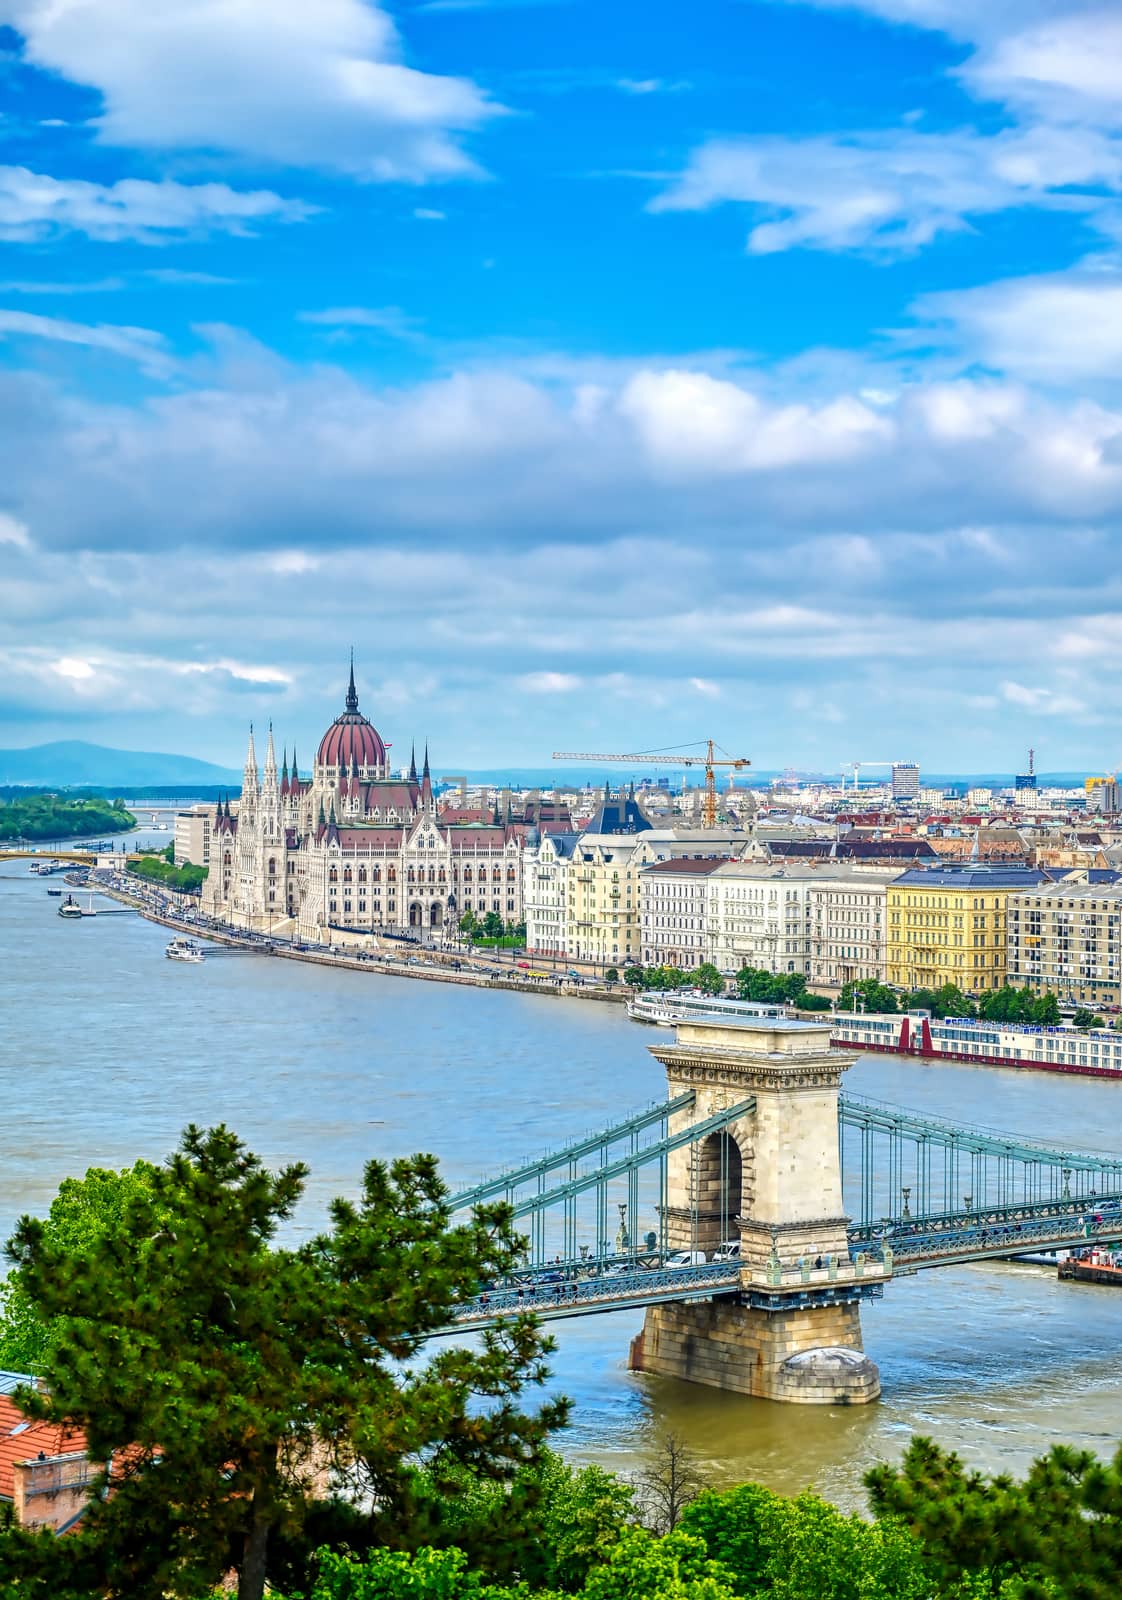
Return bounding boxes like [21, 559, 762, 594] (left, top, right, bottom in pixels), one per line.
[639, 857, 729, 967]
[174, 803, 215, 868]
[807, 868, 900, 986]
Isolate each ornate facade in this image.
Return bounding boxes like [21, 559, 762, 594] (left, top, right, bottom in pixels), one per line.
[202, 663, 525, 939]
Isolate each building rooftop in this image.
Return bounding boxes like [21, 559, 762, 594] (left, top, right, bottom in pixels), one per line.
[894, 866, 1052, 888]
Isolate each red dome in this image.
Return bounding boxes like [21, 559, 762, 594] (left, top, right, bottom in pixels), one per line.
[316, 664, 386, 770]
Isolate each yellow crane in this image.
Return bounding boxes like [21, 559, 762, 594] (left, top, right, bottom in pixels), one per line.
[552, 741, 751, 829]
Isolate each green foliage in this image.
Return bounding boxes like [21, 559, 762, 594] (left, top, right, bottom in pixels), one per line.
[979, 987, 1063, 1025]
[682, 1482, 929, 1600]
[734, 968, 808, 1006]
[1072, 1008, 1104, 1030]
[838, 979, 898, 1015]
[5, 1126, 566, 1600]
[692, 964, 725, 997]
[0, 793, 136, 842]
[604, 968, 619, 985]
[581, 1527, 737, 1600]
[866, 1434, 1122, 1600]
[128, 855, 207, 892]
[623, 966, 644, 986]
[0, 1160, 159, 1374]
[391, 1448, 633, 1592]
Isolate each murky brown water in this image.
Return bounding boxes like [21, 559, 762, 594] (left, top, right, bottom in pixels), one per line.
[4, 861, 1122, 1508]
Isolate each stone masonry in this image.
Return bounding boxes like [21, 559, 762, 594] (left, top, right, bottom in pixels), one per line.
[629, 1017, 884, 1404]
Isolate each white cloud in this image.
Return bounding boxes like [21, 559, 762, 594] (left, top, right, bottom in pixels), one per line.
[414, 207, 446, 220]
[0, 308, 173, 375]
[52, 655, 96, 680]
[0, 276, 124, 294]
[0, 0, 501, 181]
[0, 511, 31, 548]
[0, 165, 310, 243]
[618, 368, 891, 471]
[518, 671, 582, 693]
[963, 11, 1122, 123]
[689, 677, 721, 697]
[651, 125, 1122, 255]
[299, 305, 420, 339]
[918, 270, 1122, 381]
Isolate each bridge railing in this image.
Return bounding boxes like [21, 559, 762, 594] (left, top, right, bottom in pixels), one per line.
[840, 1094, 1122, 1232]
[448, 1092, 753, 1271]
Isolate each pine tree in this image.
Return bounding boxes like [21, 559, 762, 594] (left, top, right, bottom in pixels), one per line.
[3, 1126, 567, 1600]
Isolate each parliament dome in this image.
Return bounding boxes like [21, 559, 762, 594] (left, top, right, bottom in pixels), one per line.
[315, 662, 387, 771]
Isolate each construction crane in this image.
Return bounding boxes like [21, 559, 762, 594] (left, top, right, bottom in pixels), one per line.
[846, 761, 897, 793]
[552, 741, 750, 829]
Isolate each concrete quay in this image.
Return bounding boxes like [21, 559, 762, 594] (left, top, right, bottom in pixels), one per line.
[81, 873, 627, 1005]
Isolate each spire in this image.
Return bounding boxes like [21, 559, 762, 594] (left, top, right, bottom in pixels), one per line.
[345, 650, 358, 714]
[421, 742, 433, 810]
[290, 747, 298, 789]
[244, 723, 258, 777]
[409, 743, 418, 783]
[318, 799, 326, 828]
[280, 747, 288, 797]
[422, 742, 430, 779]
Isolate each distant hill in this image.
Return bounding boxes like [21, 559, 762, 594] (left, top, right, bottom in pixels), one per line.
[0, 741, 240, 788]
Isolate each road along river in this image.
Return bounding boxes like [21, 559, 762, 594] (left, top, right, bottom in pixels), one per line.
[4, 863, 1122, 1507]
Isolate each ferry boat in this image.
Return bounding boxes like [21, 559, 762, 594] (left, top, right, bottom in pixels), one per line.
[166, 938, 205, 963]
[627, 992, 792, 1026]
[1059, 1249, 1122, 1286]
[832, 1009, 1122, 1081]
[57, 895, 85, 919]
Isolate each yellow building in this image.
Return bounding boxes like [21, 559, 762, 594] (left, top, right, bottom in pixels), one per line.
[887, 867, 1050, 994]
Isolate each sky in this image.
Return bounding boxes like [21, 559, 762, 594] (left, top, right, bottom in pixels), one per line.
[0, 0, 1121, 773]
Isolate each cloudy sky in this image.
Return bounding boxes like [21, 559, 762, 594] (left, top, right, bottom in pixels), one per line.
[0, 0, 1120, 772]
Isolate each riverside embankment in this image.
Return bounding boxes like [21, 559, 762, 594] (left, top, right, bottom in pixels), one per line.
[10, 862, 1122, 1507]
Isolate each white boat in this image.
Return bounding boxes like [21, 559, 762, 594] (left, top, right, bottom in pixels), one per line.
[57, 896, 84, 919]
[626, 991, 793, 1026]
[166, 938, 205, 963]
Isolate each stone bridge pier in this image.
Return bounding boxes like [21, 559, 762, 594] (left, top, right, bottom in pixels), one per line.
[629, 1017, 885, 1404]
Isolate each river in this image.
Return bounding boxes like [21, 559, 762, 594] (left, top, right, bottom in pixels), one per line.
[3, 855, 1122, 1507]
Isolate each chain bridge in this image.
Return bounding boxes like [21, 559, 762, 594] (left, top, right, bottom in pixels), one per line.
[442, 1016, 1122, 1405]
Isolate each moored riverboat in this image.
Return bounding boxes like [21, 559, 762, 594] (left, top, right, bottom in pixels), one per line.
[832, 1009, 1122, 1080]
[166, 938, 205, 963]
[1059, 1249, 1122, 1286]
[627, 992, 792, 1026]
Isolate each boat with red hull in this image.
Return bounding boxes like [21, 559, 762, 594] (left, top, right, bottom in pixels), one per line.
[831, 1010, 1122, 1080]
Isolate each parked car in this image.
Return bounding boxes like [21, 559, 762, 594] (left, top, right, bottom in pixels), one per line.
[665, 1249, 707, 1268]
[711, 1240, 741, 1262]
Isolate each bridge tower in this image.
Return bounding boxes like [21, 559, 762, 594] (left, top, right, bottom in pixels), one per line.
[629, 1016, 885, 1404]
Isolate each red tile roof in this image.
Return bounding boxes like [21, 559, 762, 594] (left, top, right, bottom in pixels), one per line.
[0, 1394, 85, 1501]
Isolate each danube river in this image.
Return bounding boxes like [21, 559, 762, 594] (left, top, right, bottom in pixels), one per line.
[4, 860, 1122, 1506]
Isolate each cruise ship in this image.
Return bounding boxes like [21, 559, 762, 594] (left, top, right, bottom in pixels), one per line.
[626, 992, 793, 1026]
[831, 1010, 1122, 1080]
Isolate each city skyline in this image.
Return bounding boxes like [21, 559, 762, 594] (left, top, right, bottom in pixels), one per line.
[0, 1, 1120, 766]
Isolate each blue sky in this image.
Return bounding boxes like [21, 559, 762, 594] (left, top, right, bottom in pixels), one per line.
[0, 0, 1121, 773]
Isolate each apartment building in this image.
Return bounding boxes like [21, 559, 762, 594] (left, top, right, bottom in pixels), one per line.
[887, 866, 1050, 994]
[807, 867, 901, 986]
[705, 863, 815, 976]
[638, 857, 729, 967]
[1008, 884, 1122, 1008]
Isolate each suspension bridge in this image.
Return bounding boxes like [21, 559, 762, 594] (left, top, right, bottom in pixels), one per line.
[440, 1015, 1122, 1405]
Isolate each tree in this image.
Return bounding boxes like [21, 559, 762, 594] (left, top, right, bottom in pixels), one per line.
[866, 1434, 1122, 1600]
[604, 968, 619, 986]
[4, 1127, 566, 1600]
[459, 911, 478, 937]
[838, 979, 897, 1015]
[623, 967, 644, 988]
[0, 1161, 160, 1375]
[631, 1433, 710, 1535]
[481, 912, 505, 939]
[683, 1481, 929, 1600]
[1073, 1009, 1104, 1030]
[692, 964, 724, 997]
[1032, 992, 1061, 1025]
